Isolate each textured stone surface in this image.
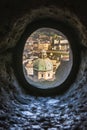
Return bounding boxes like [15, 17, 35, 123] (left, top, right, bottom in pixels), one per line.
[0, 65, 87, 130]
[0, 1, 87, 130]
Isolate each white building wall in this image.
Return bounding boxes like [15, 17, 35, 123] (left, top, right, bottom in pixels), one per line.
[26, 67, 33, 75]
[38, 71, 53, 80]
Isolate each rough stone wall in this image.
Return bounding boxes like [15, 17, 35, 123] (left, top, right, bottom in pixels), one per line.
[0, 1, 87, 130]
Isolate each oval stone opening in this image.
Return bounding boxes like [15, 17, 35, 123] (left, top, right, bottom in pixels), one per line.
[22, 28, 73, 89]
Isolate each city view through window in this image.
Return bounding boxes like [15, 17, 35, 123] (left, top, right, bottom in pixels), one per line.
[23, 28, 73, 89]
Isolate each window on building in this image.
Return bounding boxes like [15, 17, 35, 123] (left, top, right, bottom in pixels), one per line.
[48, 74, 50, 77]
[42, 74, 43, 78]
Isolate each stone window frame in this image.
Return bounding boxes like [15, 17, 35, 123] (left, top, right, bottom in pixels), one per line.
[13, 18, 81, 96]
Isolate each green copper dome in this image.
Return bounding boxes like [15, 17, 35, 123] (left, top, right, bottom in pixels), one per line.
[33, 58, 53, 71]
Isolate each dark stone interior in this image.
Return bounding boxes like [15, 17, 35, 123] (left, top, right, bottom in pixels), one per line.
[0, 1, 87, 129]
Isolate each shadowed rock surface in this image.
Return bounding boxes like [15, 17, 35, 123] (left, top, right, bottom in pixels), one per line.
[0, 0, 87, 130]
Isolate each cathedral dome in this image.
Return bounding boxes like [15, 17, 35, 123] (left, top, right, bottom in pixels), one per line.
[33, 58, 53, 71]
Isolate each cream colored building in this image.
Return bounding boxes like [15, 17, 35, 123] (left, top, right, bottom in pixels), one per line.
[38, 43, 49, 50]
[25, 61, 33, 75]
